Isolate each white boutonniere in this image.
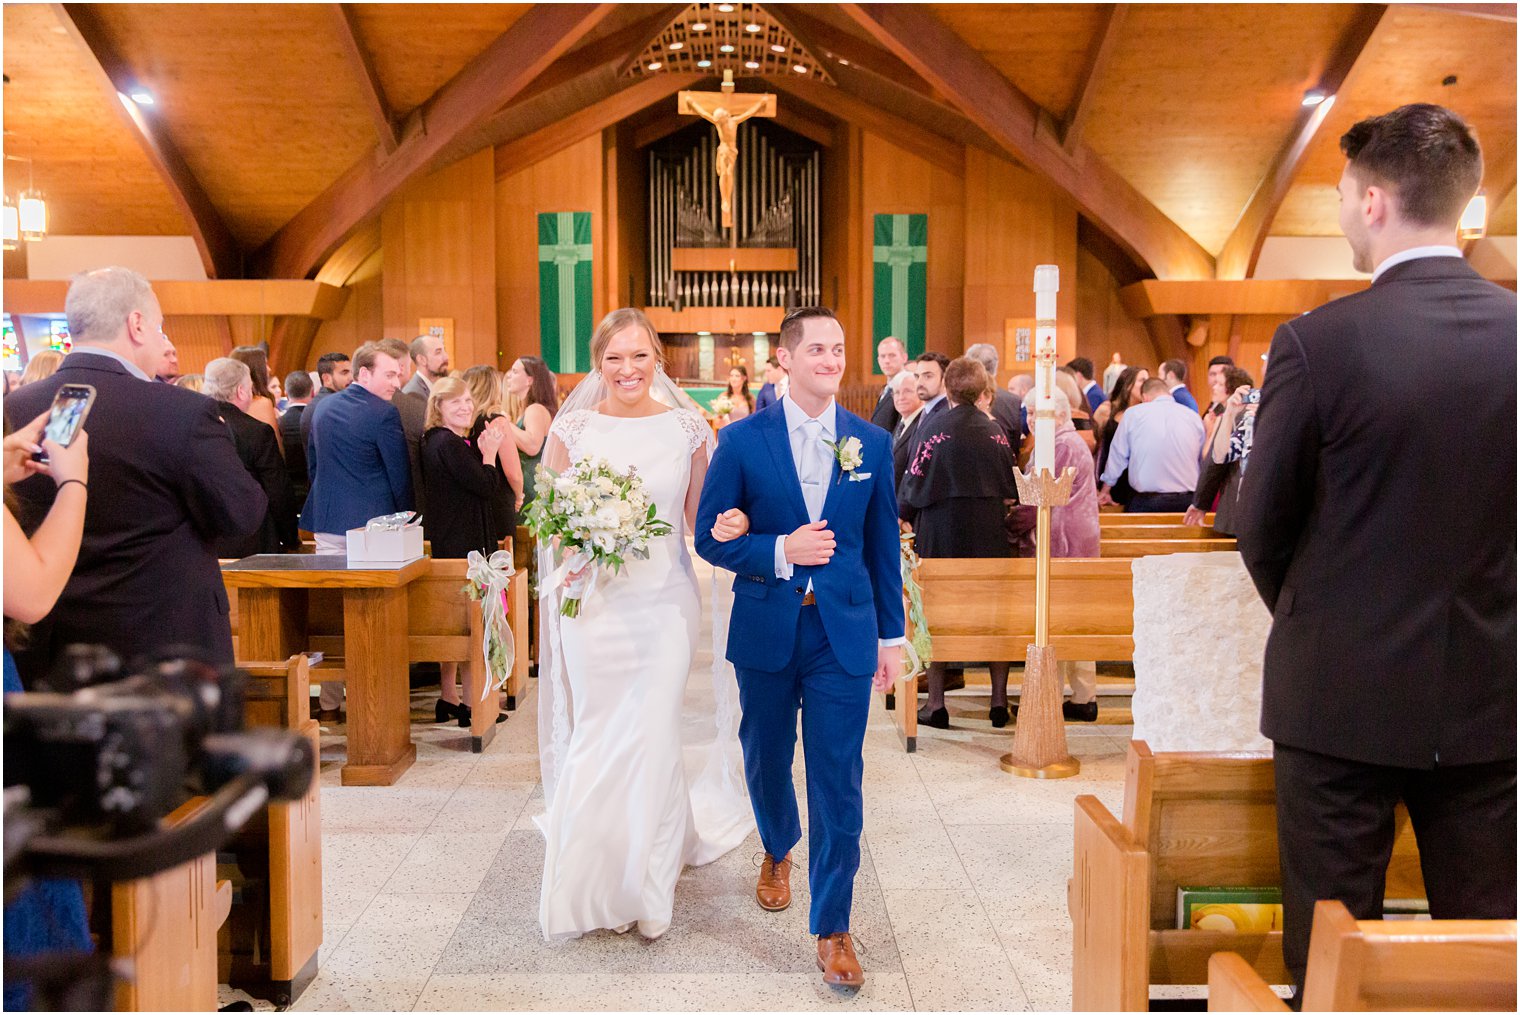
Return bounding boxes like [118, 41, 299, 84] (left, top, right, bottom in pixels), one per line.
[825, 435, 864, 485]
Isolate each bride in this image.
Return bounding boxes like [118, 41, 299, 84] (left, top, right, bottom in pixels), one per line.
[536, 307, 753, 941]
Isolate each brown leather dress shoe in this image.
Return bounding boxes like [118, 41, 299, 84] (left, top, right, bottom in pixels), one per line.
[816, 932, 864, 988]
[755, 853, 792, 911]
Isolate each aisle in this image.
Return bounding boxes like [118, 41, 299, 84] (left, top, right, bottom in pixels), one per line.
[272, 556, 1133, 1012]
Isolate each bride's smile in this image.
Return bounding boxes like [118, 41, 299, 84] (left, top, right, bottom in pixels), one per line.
[597, 323, 665, 416]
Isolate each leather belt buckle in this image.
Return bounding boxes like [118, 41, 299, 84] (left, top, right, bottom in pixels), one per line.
[801, 592, 817, 606]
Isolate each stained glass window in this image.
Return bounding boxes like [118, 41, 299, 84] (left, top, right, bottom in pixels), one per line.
[47, 319, 71, 354]
[1, 317, 18, 372]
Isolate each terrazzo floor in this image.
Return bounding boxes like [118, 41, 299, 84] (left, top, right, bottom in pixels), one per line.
[226, 558, 1137, 1012]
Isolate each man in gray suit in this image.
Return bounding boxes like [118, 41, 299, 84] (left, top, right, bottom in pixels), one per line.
[379, 337, 429, 514]
[402, 332, 449, 401]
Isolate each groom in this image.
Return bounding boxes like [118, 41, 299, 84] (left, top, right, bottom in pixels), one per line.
[695, 306, 904, 989]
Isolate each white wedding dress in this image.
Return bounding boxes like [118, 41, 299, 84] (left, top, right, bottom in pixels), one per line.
[537, 405, 752, 941]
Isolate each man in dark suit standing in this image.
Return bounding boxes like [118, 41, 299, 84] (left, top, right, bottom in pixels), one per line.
[1065, 356, 1108, 415]
[6, 267, 266, 681]
[301, 350, 351, 448]
[302, 340, 413, 717]
[868, 336, 908, 432]
[754, 355, 784, 411]
[1237, 103, 1516, 997]
[965, 342, 1022, 446]
[204, 357, 297, 557]
[280, 369, 313, 515]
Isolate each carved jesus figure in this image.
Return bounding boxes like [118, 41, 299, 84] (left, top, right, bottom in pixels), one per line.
[679, 78, 776, 229]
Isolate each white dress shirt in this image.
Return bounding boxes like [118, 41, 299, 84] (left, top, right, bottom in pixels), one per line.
[771, 394, 904, 649]
[1099, 395, 1205, 493]
[1371, 245, 1463, 282]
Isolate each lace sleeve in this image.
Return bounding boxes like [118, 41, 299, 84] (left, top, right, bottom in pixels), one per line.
[550, 409, 594, 462]
[675, 408, 713, 455]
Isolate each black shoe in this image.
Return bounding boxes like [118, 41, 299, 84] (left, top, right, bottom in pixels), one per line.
[456, 704, 507, 728]
[916, 705, 950, 729]
[989, 705, 1011, 728]
[435, 699, 463, 724]
[1063, 700, 1098, 722]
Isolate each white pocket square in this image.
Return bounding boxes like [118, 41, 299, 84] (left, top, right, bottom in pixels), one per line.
[849, 471, 872, 482]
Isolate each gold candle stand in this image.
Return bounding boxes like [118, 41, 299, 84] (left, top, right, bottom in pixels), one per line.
[1000, 464, 1081, 779]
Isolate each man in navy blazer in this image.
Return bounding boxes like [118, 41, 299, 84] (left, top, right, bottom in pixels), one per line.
[301, 340, 413, 714]
[696, 307, 904, 990]
[6, 267, 266, 681]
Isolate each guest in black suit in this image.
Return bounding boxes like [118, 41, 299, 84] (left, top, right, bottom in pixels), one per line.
[898, 357, 1017, 730]
[1237, 104, 1517, 996]
[5, 267, 266, 680]
[890, 370, 924, 489]
[421, 375, 517, 727]
[301, 350, 351, 448]
[869, 336, 908, 432]
[965, 342, 1022, 447]
[280, 369, 313, 513]
[203, 357, 298, 557]
[905, 351, 952, 460]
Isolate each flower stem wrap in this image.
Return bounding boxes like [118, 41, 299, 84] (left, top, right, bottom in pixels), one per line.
[464, 549, 517, 703]
[900, 531, 932, 678]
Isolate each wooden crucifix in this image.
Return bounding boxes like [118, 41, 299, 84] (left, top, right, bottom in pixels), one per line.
[678, 70, 776, 232]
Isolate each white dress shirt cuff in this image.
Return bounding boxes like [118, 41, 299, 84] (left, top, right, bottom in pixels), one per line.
[774, 536, 793, 580]
[878, 637, 907, 649]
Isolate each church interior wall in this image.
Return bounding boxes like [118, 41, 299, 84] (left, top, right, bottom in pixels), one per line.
[820, 123, 865, 371]
[495, 134, 605, 370]
[306, 248, 383, 370]
[1074, 244, 1160, 380]
[380, 148, 499, 371]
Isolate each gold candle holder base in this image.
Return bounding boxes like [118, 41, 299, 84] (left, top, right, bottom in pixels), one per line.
[999, 754, 1081, 779]
[1013, 465, 1075, 507]
[1001, 620, 1081, 780]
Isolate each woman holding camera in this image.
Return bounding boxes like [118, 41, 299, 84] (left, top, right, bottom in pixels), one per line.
[3, 408, 92, 1011]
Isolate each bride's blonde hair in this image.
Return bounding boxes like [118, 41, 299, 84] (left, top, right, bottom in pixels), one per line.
[590, 308, 665, 369]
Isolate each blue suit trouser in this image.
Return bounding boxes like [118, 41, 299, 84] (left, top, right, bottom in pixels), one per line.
[735, 605, 871, 936]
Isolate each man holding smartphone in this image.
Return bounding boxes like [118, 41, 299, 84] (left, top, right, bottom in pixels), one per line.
[4, 267, 266, 683]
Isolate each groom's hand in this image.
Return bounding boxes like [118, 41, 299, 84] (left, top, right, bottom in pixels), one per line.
[784, 520, 835, 566]
[873, 644, 903, 693]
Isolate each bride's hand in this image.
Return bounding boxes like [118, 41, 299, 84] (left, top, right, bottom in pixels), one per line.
[710, 508, 750, 542]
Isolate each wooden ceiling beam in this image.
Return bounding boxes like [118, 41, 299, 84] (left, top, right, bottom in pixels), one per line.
[840, 3, 1214, 280]
[766, 5, 934, 98]
[1061, 4, 1128, 154]
[1215, 5, 1387, 280]
[55, 3, 242, 279]
[331, 3, 399, 154]
[515, 5, 686, 107]
[254, 3, 616, 279]
[770, 78, 963, 176]
[494, 74, 700, 180]
[1406, 3, 1516, 21]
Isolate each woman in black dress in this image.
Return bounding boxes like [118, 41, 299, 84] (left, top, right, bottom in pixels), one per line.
[423, 375, 520, 726]
[898, 357, 1018, 730]
[1096, 365, 1149, 504]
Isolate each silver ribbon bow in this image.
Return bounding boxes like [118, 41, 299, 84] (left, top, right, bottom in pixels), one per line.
[465, 549, 516, 703]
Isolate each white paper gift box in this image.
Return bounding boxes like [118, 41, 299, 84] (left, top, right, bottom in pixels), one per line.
[345, 520, 424, 564]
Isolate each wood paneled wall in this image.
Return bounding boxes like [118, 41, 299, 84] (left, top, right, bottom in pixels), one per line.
[306, 248, 383, 369]
[495, 134, 605, 368]
[1075, 245, 1161, 387]
[962, 147, 1078, 371]
[860, 130, 966, 368]
[382, 149, 498, 371]
[163, 315, 233, 374]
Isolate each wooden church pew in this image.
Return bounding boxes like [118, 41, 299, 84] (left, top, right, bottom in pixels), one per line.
[1100, 512, 1211, 527]
[1208, 900, 1517, 1011]
[1070, 741, 1426, 1011]
[1100, 538, 1237, 557]
[219, 655, 322, 1007]
[1099, 524, 1222, 540]
[899, 557, 1134, 751]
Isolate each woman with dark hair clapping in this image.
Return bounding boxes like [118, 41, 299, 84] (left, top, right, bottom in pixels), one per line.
[502, 355, 559, 507]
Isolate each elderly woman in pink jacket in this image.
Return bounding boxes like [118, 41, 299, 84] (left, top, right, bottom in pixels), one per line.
[1007, 388, 1103, 721]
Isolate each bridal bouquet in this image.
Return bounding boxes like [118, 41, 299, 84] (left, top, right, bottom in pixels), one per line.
[523, 457, 673, 618]
[709, 394, 734, 418]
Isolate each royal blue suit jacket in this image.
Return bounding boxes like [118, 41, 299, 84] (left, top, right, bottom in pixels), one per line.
[300, 384, 414, 534]
[694, 401, 905, 677]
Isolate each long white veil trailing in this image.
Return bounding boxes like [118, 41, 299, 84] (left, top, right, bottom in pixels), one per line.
[533, 364, 752, 859]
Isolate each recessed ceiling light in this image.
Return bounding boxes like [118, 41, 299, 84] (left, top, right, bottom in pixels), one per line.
[128, 88, 155, 105]
[719, 43, 735, 53]
[770, 43, 786, 53]
[1301, 88, 1327, 107]
[793, 63, 808, 73]
[648, 61, 662, 71]
[697, 59, 713, 68]
[745, 22, 762, 32]
[691, 21, 708, 31]
[667, 41, 684, 50]
[717, 3, 735, 11]
[837, 58, 850, 66]
[744, 60, 760, 69]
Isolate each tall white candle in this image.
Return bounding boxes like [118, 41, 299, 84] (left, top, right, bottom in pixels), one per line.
[1032, 264, 1060, 474]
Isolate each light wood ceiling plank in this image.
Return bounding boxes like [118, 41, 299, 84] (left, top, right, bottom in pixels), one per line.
[331, 4, 400, 154]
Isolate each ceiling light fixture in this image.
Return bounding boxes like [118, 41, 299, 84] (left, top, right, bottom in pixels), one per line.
[717, 3, 735, 11]
[648, 61, 663, 70]
[697, 58, 713, 68]
[128, 88, 154, 106]
[770, 43, 786, 53]
[838, 58, 850, 66]
[793, 63, 808, 73]
[719, 43, 735, 53]
[745, 22, 761, 32]
[690, 21, 708, 31]
[1301, 88, 1328, 107]
[4, 155, 46, 245]
[744, 60, 760, 69]
[667, 40, 684, 50]
[1459, 192, 1487, 241]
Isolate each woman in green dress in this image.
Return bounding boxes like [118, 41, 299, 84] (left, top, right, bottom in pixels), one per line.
[502, 355, 558, 506]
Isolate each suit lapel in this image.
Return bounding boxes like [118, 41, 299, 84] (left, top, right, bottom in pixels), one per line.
[759, 405, 811, 526]
[819, 410, 852, 522]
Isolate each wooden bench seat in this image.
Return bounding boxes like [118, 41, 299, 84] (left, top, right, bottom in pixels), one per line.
[1100, 538, 1237, 557]
[1100, 512, 1212, 526]
[1208, 899, 1517, 1011]
[1071, 741, 1425, 1011]
[1100, 524, 1222, 540]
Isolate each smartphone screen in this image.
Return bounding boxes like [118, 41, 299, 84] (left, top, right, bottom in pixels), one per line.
[43, 384, 95, 448]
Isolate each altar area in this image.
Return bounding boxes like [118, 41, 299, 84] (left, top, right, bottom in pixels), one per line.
[232, 554, 1137, 1013]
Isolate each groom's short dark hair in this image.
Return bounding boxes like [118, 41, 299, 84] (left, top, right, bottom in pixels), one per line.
[779, 306, 838, 350]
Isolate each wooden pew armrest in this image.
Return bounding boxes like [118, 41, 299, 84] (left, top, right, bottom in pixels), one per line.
[1208, 953, 1289, 1012]
[1072, 793, 1151, 1011]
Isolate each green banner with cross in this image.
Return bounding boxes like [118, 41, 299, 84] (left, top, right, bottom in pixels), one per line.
[538, 211, 593, 374]
[872, 213, 927, 366]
